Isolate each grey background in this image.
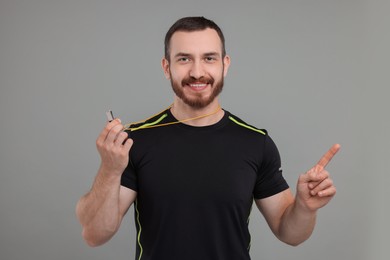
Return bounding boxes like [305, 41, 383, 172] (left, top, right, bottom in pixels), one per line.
[0, 0, 388, 259]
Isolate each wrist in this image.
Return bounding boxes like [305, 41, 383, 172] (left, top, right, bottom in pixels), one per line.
[98, 164, 123, 183]
[293, 197, 318, 217]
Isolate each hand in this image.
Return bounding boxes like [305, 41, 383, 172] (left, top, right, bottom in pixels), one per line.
[95, 118, 133, 176]
[296, 144, 341, 212]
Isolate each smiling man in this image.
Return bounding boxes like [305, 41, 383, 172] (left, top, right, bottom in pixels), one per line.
[163, 27, 228, 110]
[76, 17, 340, 260]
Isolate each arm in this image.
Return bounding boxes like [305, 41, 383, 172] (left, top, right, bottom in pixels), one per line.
[256, 144, 340, 246]
[255, 189, 316, 246]
[76, 118, 135, 247]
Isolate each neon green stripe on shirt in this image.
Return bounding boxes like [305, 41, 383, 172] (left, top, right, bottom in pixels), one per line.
[229, 116, 266, 135]
[130, 113, 168, 132]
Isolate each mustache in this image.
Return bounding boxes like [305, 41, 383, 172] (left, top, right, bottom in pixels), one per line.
[181, 76, 215, 86]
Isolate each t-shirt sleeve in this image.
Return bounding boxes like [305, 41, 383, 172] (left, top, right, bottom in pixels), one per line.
[253, 135, 289, 199]
[121, 160, 138, 192]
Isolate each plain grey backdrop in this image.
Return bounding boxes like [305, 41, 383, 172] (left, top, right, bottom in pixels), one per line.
[0, 0, 388, 259]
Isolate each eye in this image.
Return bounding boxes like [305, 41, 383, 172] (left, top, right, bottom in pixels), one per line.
[205, 56, 217, 62]
[178, 57, 190, 63]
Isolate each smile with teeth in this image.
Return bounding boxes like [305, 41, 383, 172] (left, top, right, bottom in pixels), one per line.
[190, 83, 207, 87]
[187, 83, 209, 90]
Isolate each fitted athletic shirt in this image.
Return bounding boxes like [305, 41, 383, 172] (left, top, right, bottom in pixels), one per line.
[121, 108, 289, 260]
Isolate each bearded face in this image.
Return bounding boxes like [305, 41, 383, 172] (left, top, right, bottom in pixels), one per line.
[169, 67, 224, 109]
[162, 29, 230, 109]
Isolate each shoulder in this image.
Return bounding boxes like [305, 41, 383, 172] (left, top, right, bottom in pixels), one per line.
[124, 108, 172, 133]
[225, 111, 268, 136]
[225, 112, 280, 158]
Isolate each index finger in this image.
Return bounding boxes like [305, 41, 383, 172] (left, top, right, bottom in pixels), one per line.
[315, 143, 341, 170]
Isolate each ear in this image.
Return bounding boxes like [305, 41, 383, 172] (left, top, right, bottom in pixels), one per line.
[161, 58, 171, 79]
[223, 55, 231, 77]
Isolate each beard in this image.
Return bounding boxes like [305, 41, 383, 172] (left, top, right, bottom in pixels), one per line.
[170, 70, 224, 109]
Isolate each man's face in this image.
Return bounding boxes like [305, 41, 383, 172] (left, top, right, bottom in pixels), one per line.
[162, 28, 230, 109]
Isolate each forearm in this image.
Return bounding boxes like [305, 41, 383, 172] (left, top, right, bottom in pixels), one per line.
[277, 200, 317, 246]
[278, 144, 340, 246]
[76, 166, 122, 246]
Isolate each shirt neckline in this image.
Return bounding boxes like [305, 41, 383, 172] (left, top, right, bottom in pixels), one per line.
[165, 108, 230, 131]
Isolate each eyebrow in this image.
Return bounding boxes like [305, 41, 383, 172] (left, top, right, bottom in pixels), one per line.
[174, 52, 192, 58]
[173, 52, 220, 58]
[203, 52, 220, 57]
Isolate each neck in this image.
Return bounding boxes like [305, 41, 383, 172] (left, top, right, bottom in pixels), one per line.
[170, 98, 224, 127]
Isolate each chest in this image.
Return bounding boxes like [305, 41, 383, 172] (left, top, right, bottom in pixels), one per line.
[132, 129, 262, 206]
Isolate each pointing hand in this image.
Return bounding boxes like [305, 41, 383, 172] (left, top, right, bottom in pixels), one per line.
[296, 144, 341, 212]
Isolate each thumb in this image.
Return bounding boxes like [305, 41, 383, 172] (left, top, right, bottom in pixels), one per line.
[299, 168, 326, 184]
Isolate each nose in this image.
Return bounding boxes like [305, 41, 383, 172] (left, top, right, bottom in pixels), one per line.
[189, 60, 205, 79]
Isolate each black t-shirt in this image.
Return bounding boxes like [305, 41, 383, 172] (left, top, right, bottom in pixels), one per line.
[121, 108, 289, 260]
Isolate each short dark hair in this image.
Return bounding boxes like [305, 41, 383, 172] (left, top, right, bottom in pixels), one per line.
[164, 16, 226, 61]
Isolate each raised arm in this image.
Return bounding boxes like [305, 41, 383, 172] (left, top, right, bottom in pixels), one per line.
[256, 144, 340, 246]
[76, 118, 136, 247]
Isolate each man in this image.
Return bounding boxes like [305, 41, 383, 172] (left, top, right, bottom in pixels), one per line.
[76, 17, 340, 260]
